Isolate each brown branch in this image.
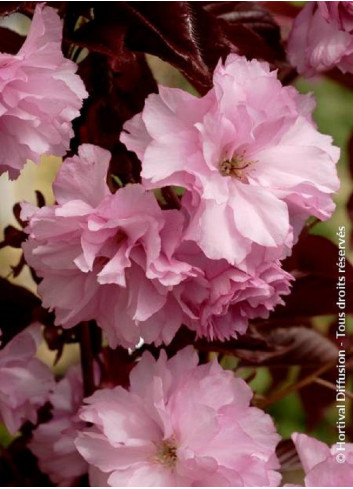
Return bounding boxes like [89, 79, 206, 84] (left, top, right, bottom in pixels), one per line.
[314, 377, 353, 401]
[79, 321, 95, 397]
[257, 347, 353, 409]
[257, 359, 338, 409]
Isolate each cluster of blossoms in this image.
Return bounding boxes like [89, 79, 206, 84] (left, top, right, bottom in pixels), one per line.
[0, 4, 87, 179]
[288, 1, 353, 77]
[21, 50, 339, 349]
[22, 143, 294, 347]
[0, 325, 54, 434]
[1, 329, 353, 487]
[29, 365, 88, 486]
[0, 2, 351, 488]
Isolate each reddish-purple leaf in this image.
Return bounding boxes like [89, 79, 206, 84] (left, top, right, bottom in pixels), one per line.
[72, 2, 284, 96]
[0, 2, 24, 16]
[264, 326, 338, 366]
[35, 190, 45, 208]
[13, 202, 27, 227]
[347, 193, 353, 223]
[299, 366, 339, 430]
[275, 234, 353, 317]
[234, 325, 338, 368]
[203, 1, 284, 61]
[263, 1, 300, 20]
[74, 49, 156, 183]
[0, 278, 41, 347]
[1, 225, 27, 248]
[0, 26, 24, 54]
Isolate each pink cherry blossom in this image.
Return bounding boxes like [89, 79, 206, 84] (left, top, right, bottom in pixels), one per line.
[121, 54, 339, 268]
[0, 4, 87, 179]
[75, 347, 282, 487]
[292, 432, 353, 486]
[29, 365, 88, 487]
[288, 2, 353, 77]
[0, 324, 54, 434]
[22, 144, 194, 348]
[173, 241, 292, 341]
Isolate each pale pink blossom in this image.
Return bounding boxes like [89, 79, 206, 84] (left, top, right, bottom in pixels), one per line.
[29, 365, 88, 487]
[292, 432, 353, 486]
[0, 325, 54, 434]
[0, 4, 87, 179]
[122, 54, 339, 268]
[75, 347, 282, 487]
[22, 144, 194, 348]
[288, 2, 353, 77]
[173, 242, 292, 341]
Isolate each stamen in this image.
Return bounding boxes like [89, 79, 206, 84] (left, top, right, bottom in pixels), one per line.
[155, 439, 178, 468]
[219, 150, 254, 182]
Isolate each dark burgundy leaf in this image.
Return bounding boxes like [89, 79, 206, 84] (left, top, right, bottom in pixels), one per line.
[234, 325, 338, 368]
[74, 50, 156, 184]
[76, 1, 284, 96]
[101, 1, 212, 93]
[299, 366, 339, 430]
[0, 278, 41, 347]
[1, 225, 27, 248]
[299, 344, 352, 430]
[192, 323, 338, 368]
[347, 192, 353, 225]
[13, 202, 27, 227]
[263, 1, 300, 20]
[0, 2, 23, 16]
[184, 325, 287, 366]
[0, 26, 24, 54]
[35, 190, 46, 208]
[71, 17, 130, 67]
[203, 1, 284, 61]
[11, 253, 26, 278]
[275, 234, 353, 317]
[263, 326, 338, 366]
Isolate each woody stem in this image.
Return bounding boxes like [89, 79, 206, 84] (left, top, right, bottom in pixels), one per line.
[79, 321, 95, 397]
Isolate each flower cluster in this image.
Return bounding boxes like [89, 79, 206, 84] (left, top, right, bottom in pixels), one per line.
[0, 325, 53, 434]
[23, 142, 293, 346]
[75, 347, 282, 487]
[22, 53, 339, 347]
[29, 365, 88, 486]
[0, 4, 87, 179]
[288, 1, 353, 77]
[22, 144, 194, 347]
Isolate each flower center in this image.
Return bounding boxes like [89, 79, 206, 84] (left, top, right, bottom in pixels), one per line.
[219, 150, 254, 182]
[155, 438, 178, 468]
